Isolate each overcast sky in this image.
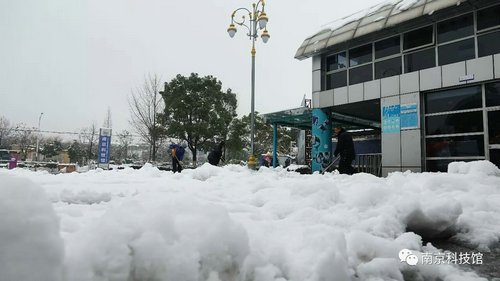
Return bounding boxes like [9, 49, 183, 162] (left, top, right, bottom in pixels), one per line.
[0, 0, 381, 136]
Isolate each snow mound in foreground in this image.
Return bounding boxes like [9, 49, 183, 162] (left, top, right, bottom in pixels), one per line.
[2, 160, 499, 281]
[187, 163, 223, 181]
[0, 174, 64, 281]
[59, 189, 112, 204]
[64, 197, 249, 281]
[448, 160, 500, 176]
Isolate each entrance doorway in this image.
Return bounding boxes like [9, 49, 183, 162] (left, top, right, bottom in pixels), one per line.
[488, 110, 500, 168]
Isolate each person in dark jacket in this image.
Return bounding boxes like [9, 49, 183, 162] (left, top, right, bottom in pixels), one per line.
[334, 126, 355, 175]
[208, 141, 225, 166]
[169, 142, 186, 173]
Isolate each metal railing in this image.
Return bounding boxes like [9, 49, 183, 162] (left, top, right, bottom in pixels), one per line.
[355, 153, 382, 177]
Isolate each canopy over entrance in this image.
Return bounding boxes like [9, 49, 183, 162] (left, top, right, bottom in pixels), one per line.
[263, 107, 313, 130]
[263, 106, 381, 131]
[263, 104, 382, 171]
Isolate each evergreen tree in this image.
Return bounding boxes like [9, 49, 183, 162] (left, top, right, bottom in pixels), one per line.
[41, 139, 63, 159]
[226, 113, 297, 162]
[160, 73, 237, 166]
[225, 118, 249, 162]
[68, 140, 85, 164]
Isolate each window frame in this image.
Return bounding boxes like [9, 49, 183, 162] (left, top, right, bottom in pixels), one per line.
[425, 134, 486, 158]
[374, 56, 403, 80]
[325, 70, 348, 90]
[436, 12, 474, 44]
[323, 51, 349, 90]
[402, 25, 435, 53]
[348, 63, 373, 85]
[437, 37, 476, 66]
[403, 46, 436, 73]
[348, 43, 373, 68]
[476, 3, 500, 33]
[421, 83, 500, 171]
[477, 29, 500, 58]
[320, 5, 498, 90]
[374, 35, 401, 60]
[425, 110, 485, 136]
[325, 51, 348, 73]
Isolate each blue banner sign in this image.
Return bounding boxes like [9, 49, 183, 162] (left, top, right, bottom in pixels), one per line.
[400, 103, 419, 129]
[382, 105, 401, 133]
[98, 128, 112, 169]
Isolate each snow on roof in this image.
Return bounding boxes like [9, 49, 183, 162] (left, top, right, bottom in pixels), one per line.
[295, 0, 464, 60]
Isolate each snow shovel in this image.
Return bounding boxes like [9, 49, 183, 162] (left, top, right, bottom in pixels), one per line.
[174, 155, 183, 168]
[320, 155, 341, 175]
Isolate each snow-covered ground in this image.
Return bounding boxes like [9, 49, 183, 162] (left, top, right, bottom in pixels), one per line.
[1, 161, 500, 281]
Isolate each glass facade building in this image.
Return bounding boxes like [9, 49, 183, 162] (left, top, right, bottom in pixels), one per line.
[297, 0, 500, 174]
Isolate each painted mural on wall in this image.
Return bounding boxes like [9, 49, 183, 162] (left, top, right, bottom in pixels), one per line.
[312, 108, 332, 172]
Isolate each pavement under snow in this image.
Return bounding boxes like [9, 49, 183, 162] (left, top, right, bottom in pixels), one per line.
[1, 161, 499, 281]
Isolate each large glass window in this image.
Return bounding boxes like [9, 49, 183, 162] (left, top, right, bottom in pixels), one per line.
[404, 47, 435, 73]
[349, 44, 372, 67]
[425, 111, 483, 135]
[426, 135, 485, 157]
[326, 52, 347, 72]
[326, 71, 347, 89]
[403, 25, 433, 50]
[426, 159, 453, 172]
[375, 57, 402, 79]
[375, 36, 400, 59]
[424, 82, 500, 172]
[490, 149, 500, 168]
[486, 82, 500, 107]
[425, 86, 482, 114]
[478, 31, 500, 58]
[477, 5, 500, 31]
[437, 13, 474, 44]
[349, 64, 372, 85]
[438, 38, 475, 65]
[426, 159, 478, 172]
[489, 111, 500, 144]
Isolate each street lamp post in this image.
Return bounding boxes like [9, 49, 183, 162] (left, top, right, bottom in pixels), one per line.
[227, 0, 270, 169]
[36, 112, 43, 162]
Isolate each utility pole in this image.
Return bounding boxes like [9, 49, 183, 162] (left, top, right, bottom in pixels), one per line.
[36, 112, 43, 162]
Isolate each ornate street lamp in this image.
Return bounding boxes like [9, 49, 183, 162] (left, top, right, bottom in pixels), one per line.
[227, 0, 270, 169]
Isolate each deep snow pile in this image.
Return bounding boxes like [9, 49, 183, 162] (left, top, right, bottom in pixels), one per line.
[0, 174, 64, 281]
[1, 162, 499, 281]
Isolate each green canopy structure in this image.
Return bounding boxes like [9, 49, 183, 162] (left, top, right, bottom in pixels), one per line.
[263, 107, 381, 168]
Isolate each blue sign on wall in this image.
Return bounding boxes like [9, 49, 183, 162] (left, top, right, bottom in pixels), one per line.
[98, 128, 112, 169]
[382, 105, 400, 133]
[400, 103, 419, 129]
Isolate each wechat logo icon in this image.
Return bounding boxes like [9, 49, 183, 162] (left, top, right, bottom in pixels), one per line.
[399, 249, 419, 266]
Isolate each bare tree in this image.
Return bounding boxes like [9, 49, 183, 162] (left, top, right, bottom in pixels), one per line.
[14, 124, 37, 161]
[0, 116, 16, 148]
[103, 106, 112, 129]
[116, 129, 132, 161]
[80, 123, 98, 165]
[129, 74, 165, 162]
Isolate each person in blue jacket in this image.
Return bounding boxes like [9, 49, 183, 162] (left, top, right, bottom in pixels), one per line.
[169, 142, 187, 173]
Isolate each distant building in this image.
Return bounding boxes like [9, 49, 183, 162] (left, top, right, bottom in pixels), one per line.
[43, 150, 70, 164]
